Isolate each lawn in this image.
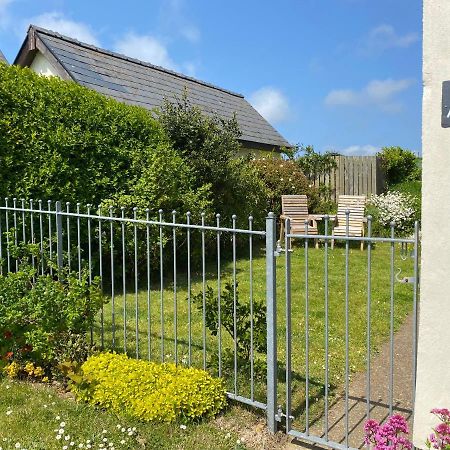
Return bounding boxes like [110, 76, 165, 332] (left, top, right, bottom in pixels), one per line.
[0, 238, 417, 448]
[96, 239, 417, 429]
[0, 378, 252, 450]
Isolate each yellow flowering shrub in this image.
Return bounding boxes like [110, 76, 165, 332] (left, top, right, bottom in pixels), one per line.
[70, 353, 227, 422]
[3, 361, 20, 378]
[3, 361, 46, 379]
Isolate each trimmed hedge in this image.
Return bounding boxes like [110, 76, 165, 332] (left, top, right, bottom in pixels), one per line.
[0, 63, 208, 217]
[70, 352, 227, 422]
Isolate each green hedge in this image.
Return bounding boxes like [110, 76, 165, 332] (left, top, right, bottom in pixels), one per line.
[0, 63, 208, 217]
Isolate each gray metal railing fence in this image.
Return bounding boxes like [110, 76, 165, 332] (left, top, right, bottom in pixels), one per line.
[0, 197, 269, 411]
[0, 198, 420, 450]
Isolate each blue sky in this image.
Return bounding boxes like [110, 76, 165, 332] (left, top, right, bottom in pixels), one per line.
[0, 0, 422, 155]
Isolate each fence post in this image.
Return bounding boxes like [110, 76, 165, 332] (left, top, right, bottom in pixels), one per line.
[55, 201, 64, 275]
[266, 212, 277, 433]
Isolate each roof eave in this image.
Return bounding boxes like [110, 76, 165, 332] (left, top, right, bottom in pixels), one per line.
[239, 139, 291, 153]
[13, 25, 73, 81]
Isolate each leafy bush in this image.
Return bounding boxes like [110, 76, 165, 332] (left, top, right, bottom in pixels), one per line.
[158, 93, 267, 228]
[70, 352, 227, 422]
[390, 180, 422, 216]
[0, 64, 209, 217]
[293, 144, 337, 181]
[0, 243, 103, 374]
[252, 157, 318, 216]
[377, 146, 421, 186]
[367, 191, 418, 236]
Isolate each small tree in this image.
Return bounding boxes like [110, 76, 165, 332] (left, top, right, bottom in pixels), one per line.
[292, 144, 337, 181]
[157, 92, 266, 227]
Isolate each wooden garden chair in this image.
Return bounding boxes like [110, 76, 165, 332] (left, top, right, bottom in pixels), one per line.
[279, 195, 319, 250]
[331, 195, 367, 251]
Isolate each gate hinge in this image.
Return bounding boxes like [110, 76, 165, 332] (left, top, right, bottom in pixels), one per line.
[275, 405, 294, 422]
[274, 243, 283, 257]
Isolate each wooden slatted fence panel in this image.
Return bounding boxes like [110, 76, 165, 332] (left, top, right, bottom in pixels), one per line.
[309, 156, 385, 203]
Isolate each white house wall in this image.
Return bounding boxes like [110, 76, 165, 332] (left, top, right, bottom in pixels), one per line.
[413, 0, 450, 446]
[30, 52, 59, 77]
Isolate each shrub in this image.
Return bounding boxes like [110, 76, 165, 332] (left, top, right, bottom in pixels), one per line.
[0, 243, 103, 374]
[0, 64, 216, 276]
[390, 180, 422, 218]
[157, 93, 267, 228]
[70, 352, 227, 422]
[192, 281, 266, 360]
[293, 144, 337, 181]
[367, 191, 417, 236]
[0, 64, 209, 216]
[377, 146, 421, 186]
[252, 157, 318, 216]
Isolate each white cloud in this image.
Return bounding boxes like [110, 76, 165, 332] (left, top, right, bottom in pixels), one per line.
[180, 25, 200, 43]
[159, 0, 201, 44]
[325, 78, 415, 112]
[249, 87, 291, 124]
[26, 12, 99, 46]
[339, 145, 379, 156]
[361, 24, 419, 54]
[114, 33, 177, 70]
[325, 89, 360, 107]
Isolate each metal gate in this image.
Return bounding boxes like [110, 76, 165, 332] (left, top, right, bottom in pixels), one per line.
[265, 214, 420, 449]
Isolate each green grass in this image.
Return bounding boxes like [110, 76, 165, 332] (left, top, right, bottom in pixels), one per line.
[96, 241, 416, 428]
[0, 242, 416, 447]
[0, 378, 248, 450]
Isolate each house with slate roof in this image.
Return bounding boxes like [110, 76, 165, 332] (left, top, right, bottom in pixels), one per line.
[14, 25, 290, 154]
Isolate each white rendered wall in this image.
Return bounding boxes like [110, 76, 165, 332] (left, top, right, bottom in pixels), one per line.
[30, 52, 59, 77]
[413, 0, 450, 446]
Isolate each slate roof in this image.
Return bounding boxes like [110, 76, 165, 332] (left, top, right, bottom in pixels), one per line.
[15, 26, 290, 150]
[0, 50, 7, 64]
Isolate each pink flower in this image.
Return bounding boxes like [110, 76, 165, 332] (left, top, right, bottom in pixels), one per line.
[427, 407, 450, 450]
[364, 415, 411, 450]
[431, 409, 450, 418]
